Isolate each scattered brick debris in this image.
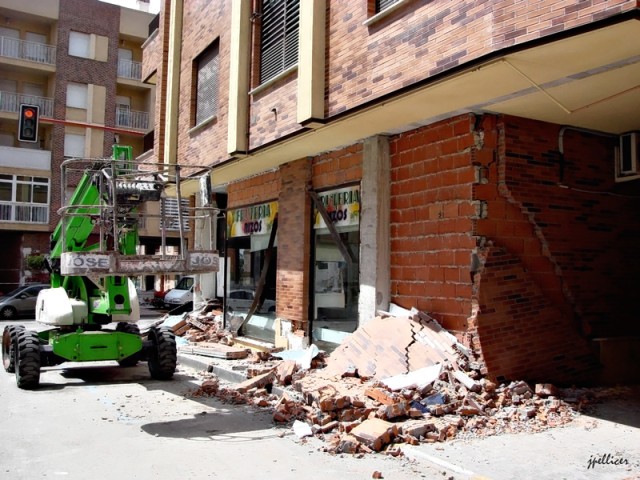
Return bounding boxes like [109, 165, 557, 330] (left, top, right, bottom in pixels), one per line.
[182, 306, 627, 457]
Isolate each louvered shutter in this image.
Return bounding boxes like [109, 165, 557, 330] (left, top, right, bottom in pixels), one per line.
[376, 0, 400, 13]
[196, 43, 219, 125]
[259, 0, 300, 84]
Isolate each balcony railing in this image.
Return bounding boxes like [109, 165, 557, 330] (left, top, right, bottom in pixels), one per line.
[0, 202, 48, 224]
[117, 58, 142, 81]
[0, 36, 56, 65]
[116, 106, 149, 130]
[0, 91, 54, 118]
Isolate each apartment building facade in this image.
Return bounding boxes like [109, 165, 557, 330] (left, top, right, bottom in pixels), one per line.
[144, 0, 640, 384]
[0, 0, 155, 291]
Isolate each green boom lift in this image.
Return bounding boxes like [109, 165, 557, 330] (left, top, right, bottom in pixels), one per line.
[1, 146, 219, 389]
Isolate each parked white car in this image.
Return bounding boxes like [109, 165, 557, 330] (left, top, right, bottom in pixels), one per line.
[227, 289, 276, 314]
[163, 276, 194, 308]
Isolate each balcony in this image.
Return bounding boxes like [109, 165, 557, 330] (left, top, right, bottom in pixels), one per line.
[116, 106, 149, 131]
[0, 202, 48, 224]
[0, 146, 51, 170]
[0, 36, 56, 65]
[118, 58, 143, 81]
[0, 91, 54, 118]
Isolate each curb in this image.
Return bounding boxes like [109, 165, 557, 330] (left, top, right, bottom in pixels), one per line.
[177, 352, 293, 397]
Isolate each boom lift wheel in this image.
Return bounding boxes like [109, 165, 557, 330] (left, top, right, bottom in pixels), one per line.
[15, 329, 41, 389]
[116, 322, 141, 367]
[147, 326, 176, 380]
[2, 325, 24, 373]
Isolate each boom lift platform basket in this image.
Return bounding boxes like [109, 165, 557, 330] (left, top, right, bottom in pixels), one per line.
[2, 145, 219, 389]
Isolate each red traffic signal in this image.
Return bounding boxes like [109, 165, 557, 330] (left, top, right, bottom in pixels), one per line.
[18, 104, 39, 143]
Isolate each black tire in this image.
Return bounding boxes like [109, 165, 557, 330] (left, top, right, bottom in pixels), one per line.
[15, 329, 41, 389]
[147, 326, 176, 380]
[2, 325, 24, 373]
[116, 322, 140, 367]
[0, 306, 18, 320]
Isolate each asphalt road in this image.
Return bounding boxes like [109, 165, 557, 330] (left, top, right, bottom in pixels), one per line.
[0, 319, 438, 480]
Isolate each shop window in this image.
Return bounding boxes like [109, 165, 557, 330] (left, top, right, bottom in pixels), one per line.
[225, 201, 278, 341]
[259, 0, 300, 84]
[311, 185, 361, 346]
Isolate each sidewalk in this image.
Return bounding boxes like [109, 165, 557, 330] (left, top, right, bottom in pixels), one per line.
[175, 347, 640, 480]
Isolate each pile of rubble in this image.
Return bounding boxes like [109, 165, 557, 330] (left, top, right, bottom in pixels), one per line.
[176, 304, 601, 455]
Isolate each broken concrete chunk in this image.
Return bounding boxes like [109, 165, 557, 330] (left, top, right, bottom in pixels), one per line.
[382, 364, 442, 391]
[351, 418, 398, 452]
[276, 360, 297, 385]
[401, 419, 436, 438]
[235, 370, 275, 393]
[535, 383, 559, 397]
[292, 420, 313, 438]
[452, 370, 481, 392]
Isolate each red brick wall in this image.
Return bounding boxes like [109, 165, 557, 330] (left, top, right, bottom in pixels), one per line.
[389, 114, 478, 332]
[388, 112, 639, 383]
[312, 144, 363, 190]
[177, 0, 231, 170]
[50, 0, 120, 230]
[473, 245, 598, 384]
[496, 116, 640, 338]
[277, 159, 312, 330]
[325, 1, 635, 117]
[469, 114, 640, 382]
[248, 78, 300, 150]
[227, 170, 280, 209]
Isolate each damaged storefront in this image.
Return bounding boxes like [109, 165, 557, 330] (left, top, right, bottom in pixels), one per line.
[310, 184, 361, 349]
[224, 200, 279, 343]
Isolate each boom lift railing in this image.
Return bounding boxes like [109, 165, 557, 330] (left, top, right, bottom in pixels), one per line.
[52, 146, 219, 278]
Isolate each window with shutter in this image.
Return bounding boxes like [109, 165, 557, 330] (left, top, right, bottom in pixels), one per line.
[161, 197, 190, 231]
[376, 0, 401, 12]
[195, 42, 219, 126]
[66, 83, 88, 109]
[259, 0, 300, 85]
[69, 31, 91, 59]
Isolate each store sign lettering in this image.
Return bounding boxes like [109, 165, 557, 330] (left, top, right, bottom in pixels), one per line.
[227, 201, 278, 238]
[314, 186, 360, 229]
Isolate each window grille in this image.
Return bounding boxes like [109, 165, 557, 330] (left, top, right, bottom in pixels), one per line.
[259, 0, 300, 84]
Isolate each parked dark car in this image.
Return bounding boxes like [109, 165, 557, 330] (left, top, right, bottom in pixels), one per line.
[0, 284, 49, 320]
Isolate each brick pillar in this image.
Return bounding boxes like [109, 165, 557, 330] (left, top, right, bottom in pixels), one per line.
[277, 158, 312, 332]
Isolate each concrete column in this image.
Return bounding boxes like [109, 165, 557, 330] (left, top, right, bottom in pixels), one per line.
[359, 136, 390, 324]
[193, 190, 216, 307]
[227, 0, 251, 155]
[163, 0, 182, 166]
[296, 0, 325, 127]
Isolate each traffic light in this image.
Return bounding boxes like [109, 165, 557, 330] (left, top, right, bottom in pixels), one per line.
[18, 104, 39, 143]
